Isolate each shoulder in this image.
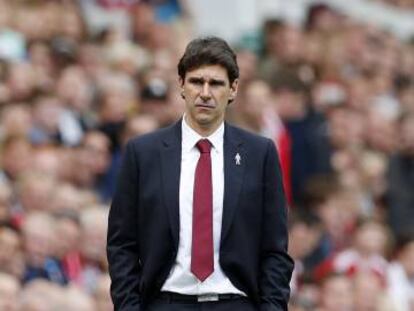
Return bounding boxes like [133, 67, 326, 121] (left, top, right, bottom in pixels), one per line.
[226, 122, 273, 150]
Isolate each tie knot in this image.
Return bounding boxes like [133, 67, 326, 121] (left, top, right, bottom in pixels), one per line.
[196, 139, 211, 154]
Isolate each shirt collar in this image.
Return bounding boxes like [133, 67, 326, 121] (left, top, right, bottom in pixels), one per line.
[181, 115, 224, 154]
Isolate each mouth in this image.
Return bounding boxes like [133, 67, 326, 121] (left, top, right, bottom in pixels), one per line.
[195, 103, 215, 109]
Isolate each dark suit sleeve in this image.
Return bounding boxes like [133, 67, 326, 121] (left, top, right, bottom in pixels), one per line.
[259, 140, 294, 311]
[107, 141, 141, 311]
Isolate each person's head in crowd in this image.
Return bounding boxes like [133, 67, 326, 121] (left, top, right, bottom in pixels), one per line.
[267, 22, 303, 65]
[365, 106, 397, 154]
[352, 218, 392, 259]
[30, 93, 63, 145]
[271, 71, 308, 121]
[96, 72, 136, 124]
[27, 41, 55, 93]
[103, 37, 149, 76]
[398, 113, 414, 157]
[50, 37, 79, 69]
[72, 147, 101, 189]
[151, 48, 176, 75]
[53, 210, 81, 260]
[56, 65, 93, 113]
[80, 206, 109, 268]
[236, 47, 258, 84]
[31, 146, 61, 179]
[292, 279, 320, 311]
[13, 6, 44, 41]
[0, 181, 13, 225]
[73, 130, 112, 188]
[61, 285, 96, 311]
[17, 171, 56, 212]
[394, 235, 414, 279]
[359, 151, 387, 199]
[19, 279, 64, 311]
[57, 148, 78, 183]
[319, 33, 348, 80]
[262, 19, 284, 58]
[398, 44, 414, 80]
[305, 4, 341, 34]
[0, 104, 32, 139]
[49, 182, 85, 212]
[305, 174, 358, 249]
[0, 227, 24, 279]
[0, 272, 20, 311]
[311, 81, 347, 113]
[58, 4, 85, 42]
[146, 23, 174, 52]
[0, 1, 11, 29]
[345, 75, 372, 111]
[1, 135, 32, 181]
[352, 271, 387, 311]
[230, 79, 273, 134]
[319, 273, 354, 311]
[289, 296, 314, 311]
[138, 66, 173, 125]
[28, 41, 54, 75]
[94, 274, 112, 311]
[81, 131, 111, 177]
[22, 212, 56, 267]
[121, 113, 160, 147]
[302, 31, 325, 70]
[131, 3, 156, 46]
[5, 62, 36, 101]
[327, 106, 365, 150]
[288, 209, 324, 261]
[78, 43, 106, 78]
[395, 76, 414, 114]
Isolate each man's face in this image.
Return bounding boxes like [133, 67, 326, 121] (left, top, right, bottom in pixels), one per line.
[180, 65, 238, 134]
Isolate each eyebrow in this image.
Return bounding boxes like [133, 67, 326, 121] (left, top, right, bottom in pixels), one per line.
[187, 77, 227, 86]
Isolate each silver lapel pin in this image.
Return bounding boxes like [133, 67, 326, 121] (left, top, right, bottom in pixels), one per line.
[235, 153, 241, 165]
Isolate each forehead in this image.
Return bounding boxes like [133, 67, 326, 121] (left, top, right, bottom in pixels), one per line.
[185, 65, 229, 81]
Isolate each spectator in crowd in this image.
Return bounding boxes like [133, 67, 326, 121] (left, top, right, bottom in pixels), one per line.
[387, 113, 414, 238]
[94, 274, 113, 311]
[318, 273, 354, 311]
[79, 206, 109, 293]
[0, 272, 20, 311]
[21, 212, 67, 285]
[0, 135, 32, 183]
[387, 236, 414, 311]
[314, 219, 391, 282]
[19, 279, 65, 311]
[0, 227, 24, 279]
[0, 0, 413, 309]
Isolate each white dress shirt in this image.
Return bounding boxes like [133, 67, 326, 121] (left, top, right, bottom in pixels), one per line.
[161, 117, 245, 295]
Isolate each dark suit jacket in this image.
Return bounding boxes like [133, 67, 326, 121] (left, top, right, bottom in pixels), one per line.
[107, 120, 294, 311]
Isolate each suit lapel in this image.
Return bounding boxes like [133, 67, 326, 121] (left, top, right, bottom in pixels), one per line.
[160, 120, 182, 249]
[221, 124, 245, 244]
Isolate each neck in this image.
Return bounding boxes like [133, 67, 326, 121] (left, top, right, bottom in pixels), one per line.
[184, 115, 223, 137]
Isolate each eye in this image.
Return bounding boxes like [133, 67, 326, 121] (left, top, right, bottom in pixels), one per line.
[188, 78, 203, 85]
[209, 80, 226, 87]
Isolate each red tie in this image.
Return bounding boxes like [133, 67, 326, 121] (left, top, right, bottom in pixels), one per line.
[191, 139, 214, 281]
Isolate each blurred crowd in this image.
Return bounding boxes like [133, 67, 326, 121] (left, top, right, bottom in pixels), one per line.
[0, 0, 413, 310]
[369, 0, 414, 8]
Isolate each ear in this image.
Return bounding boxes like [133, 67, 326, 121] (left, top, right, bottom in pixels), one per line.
[178, 77, 184, 87]
[228, 78, 239, 103]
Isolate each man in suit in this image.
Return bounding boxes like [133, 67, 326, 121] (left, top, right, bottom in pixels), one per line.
[107, 37, 293, 311]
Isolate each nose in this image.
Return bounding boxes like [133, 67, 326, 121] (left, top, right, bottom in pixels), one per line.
[200, 82, 211, 101]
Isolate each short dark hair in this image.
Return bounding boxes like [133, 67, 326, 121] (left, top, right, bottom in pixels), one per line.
[177, 37, 239, 84]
